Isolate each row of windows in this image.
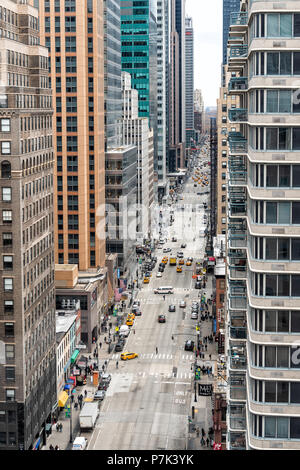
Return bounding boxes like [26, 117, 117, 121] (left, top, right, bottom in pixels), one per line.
[8, 72, 29, 88]
[23, 270, 55, 312]
[15, 94, 52, 109]
[251, 236, 300, 262]
[20, 115, 52, 133]
[22, 214, 53, 248]
[7, 50, 28, 67]
[253, 343, 300, 369]
[45, 16, 76, 33]
[252, 415, 300, 440]
[45, 0, 77, 13]
[22, 195, 53, 224]
[252, 273, 300, 297]
[250, 51, 300, 77]
[0, 6, 18, 26]
[249, 126, 300, 151]
[249, 89, 300, 114]
[253, 380, 300, 405]
[250, 164, 300, 189]
[252, 309, 300, 333]
[45, 35, 76, 53]
[250, 13, 300, 39]
[20, 135, 53, 155]
[252, 200, 300, 225]
[23, 233, 53, 267]
[23, 254, 54, 291]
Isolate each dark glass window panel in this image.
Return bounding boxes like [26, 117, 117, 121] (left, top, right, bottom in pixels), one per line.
[291, 345, 300, 368]
[279, 165, 290, 187]
[266, 274, 277, 296]
[278, 239, 289, 260]
[280, 52, 292, 74]
[291, 382, 300, 403]
[265, 310, 276, 332]
[294, 14, 300, 37]
[291, 418, 300, 438]
[291, 275, 300, 296]
[265, 346, 276, 367]
[293, 52, 300, 75]
[266, 202, 277, 224]
[265, 381, 276, 402]
[277, 346, 289, 367]
[278, 127, 290, 149]
[278, 311, 289, 332]
[293, 166, 300, 187]
[278, 275, 289, 296]
[291, 311, 300, 332]
[277, 381, 289, 402]
[293, 128, 300, 150]
[292, 202, 300, 224]
[266, 165, 278, 187]
[267, 52, 279, 74]
[266, 238, 277, 260]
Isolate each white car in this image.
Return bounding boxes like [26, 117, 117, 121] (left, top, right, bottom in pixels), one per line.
[163, 248, 171, 253]
[180, 300, 186, 308]
[156, 272, 162, 277]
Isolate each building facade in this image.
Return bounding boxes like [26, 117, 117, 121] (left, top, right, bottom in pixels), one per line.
[156, 0, 169, 198]
[0, 0, 56, 450]
[168, 0, 185, 171]
[120, 0, 157, 172]
[222, 0, 240, 65]
[226, 0, 300, 450]
[39, 0, 106, 271]
[185, 16, 194, 148]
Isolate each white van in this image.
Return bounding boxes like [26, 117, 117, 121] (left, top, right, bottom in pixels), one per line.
[72, 436, 88, 450]
[119, 325, 130, 337]
[154, 286, 174, 294]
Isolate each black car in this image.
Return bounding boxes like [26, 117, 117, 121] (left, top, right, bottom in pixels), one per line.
[181, 243, 187, 248]
[158, 266, 165, 272]
[168, 304, 176, 312]
[185, 340, 195, 351]
[195, 281, 201, 289]
[158, 314, 166, 323]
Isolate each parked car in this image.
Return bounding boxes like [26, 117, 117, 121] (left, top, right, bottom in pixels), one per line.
[179, 300, 186, 308]
[158, 266, 165, 272]
[191, 312, 198, 320]
[101, 373, 111, 384]
[185, 340, 195, 351]
[169, 304, 176, 312]
[94, 390, 106, 401]
[158, 314, 166, 323]
[195, 281, 201, 289]
[115, 342, 124, 352]
[156, 272, 162, 278]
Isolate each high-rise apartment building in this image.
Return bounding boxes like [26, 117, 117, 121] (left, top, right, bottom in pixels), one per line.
[0, 0, 56, 450]
[156, 0, 169, 198]
[39, 0, 106, 271]
[226, 0, 300, 450]
[169, 0, 185, 171]
[185, 16, 194, 148]
[120, 0, 157, 175]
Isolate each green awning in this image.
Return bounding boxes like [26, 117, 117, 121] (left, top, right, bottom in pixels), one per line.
[70, 349, 80, 364]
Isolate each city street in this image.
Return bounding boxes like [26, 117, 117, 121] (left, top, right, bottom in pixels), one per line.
[82, 147, 213, 450]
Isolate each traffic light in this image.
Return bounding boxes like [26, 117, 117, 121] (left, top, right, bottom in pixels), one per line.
[192, 406, 195, 419]
[195, 368, 201, 380]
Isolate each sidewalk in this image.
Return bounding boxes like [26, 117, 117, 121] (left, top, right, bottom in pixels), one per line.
[187, 273, 217, 451]
[42, 292, 140, 450]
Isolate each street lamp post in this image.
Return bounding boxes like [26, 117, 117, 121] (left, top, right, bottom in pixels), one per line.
[69, 394, 73, 443]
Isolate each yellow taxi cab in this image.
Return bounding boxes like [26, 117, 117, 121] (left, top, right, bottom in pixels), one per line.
[162, 257, 168, 264]
[143, 277, 150, 284]
[126, 318, 134, 326]
[177, 266, 182, 273]
[121, 352, 138, 361]
[179, 259, 184, 265]
[127, 313, 135, 320]
[186, 260, 192, 266]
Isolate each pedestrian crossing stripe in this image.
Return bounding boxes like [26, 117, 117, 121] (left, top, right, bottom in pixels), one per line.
[108, 371, 194, 380]
[110, 353, 194, 361]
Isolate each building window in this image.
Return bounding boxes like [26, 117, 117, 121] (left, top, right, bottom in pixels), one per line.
[2, 210, 12, 223]
[0, 119, 10, 132]
[6, 389, 15, 402]
[65, 36, 76, 52]
[65, 16, 76, 32]
[2, 187, 11, 202]
[1, 142, 11, 154]
[5, 344, 14, 360]
[3, 278, 13, 291]
[4, 323, 14, 337]
[4, 300, 14, 314]
[3, 256, 13, 270]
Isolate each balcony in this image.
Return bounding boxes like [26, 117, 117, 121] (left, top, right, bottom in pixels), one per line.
[229, 404, 247, 431]
[228, 132, 248, 154]
[228, 108, 248, 123]
[229, 45, 248, 59]
[228, 188, 247, 217]
[229, 373, 246, 401]
[228, 431, 246, 450]
[230, 344, 247, 370]
[228, 155, 247, 185]
[230, 12, 248, 27]
[228, 280, 247, 310]
[228, 77, 248, 93]
[228, 228, 247, 248]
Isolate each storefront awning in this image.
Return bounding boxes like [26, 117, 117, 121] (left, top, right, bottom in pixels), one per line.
[58, 391, 69, 408]
[70, 349, 80, 364]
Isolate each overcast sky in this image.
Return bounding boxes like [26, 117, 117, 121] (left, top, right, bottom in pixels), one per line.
[186, 0, 222, 108]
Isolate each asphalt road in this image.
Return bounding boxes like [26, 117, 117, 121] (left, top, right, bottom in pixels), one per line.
[85, 151, 211, 450]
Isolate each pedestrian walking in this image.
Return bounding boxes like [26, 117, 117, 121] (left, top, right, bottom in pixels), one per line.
[60, 423, 63, 432]
[163, 295, 165, 300]
[202, 428, 205, 437]
[209, 354, 211, 360]
[49, 444, 54, 450]
[104, 336, 107, 343]
[84, 389, 87, 397]
[200, 437, 205, 447]
[206, 437, 210, 447]
[56, 422, 59, 432]
[205, 344, 207, 351]
[156, 346, 158, 355]
[55, 445, 59, 450]
[116, 361, 119, 369]
[196, 427, 200, 437]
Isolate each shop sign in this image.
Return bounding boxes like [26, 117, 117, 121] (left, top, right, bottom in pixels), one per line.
[198, 383, 213, 396]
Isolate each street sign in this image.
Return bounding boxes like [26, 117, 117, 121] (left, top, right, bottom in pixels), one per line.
[198, 383, 213, 396]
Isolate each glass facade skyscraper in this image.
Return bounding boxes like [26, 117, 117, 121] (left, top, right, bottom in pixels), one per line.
[120, 0, 157, 168]
[223, 0, 240, 64]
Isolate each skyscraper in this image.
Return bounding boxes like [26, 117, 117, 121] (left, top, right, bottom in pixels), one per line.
[185, 16, 194, 148]
[226, 0, 300, 450]
[39, 0, 106, 271]
[120, 0, 157, 174]
[222, 0, 240, 65]
[156, 0, 169, 199]
[169, 0, 185, 171]
[0, 0, 56, 450]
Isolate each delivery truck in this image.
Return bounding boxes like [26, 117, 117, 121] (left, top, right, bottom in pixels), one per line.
[79, 402, 99, 430]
